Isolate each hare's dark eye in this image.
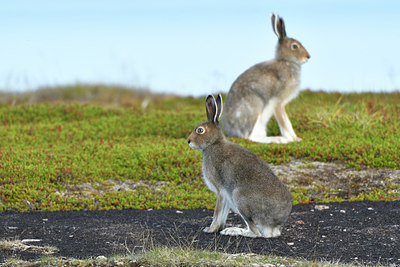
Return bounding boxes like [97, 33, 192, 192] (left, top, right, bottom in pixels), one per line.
[291, 43, 299, 50]
[196, 126, 205, 135]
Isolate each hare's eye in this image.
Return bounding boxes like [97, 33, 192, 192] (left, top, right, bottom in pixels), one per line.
[196, 126, 205, 135]
[291, 43, 299, 50]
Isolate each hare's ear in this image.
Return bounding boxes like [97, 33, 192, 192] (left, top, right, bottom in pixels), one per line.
[215, 94, 223, 123]
[270, 13, 277, 36]
[205, 95, 218, 123]
[270, 13, 286, 42]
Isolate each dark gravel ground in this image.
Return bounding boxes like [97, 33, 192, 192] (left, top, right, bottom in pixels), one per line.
[1, 201, 399, 265]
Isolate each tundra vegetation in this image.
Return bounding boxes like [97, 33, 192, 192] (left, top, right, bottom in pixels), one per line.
[1, 85, 399, 266]
[0, 85, 399, 213]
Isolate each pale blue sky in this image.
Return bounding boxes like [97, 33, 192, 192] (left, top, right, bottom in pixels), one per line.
[1, 1, 400, 96]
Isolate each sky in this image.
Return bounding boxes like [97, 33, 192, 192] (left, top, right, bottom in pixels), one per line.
[1, 1, 400, 96]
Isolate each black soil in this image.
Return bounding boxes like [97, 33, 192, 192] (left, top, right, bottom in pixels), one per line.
[1, 201, 399, 265]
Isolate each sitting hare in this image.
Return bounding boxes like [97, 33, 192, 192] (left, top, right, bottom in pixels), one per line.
[187, 94, 292, 238]
[221, 13, 310, 144]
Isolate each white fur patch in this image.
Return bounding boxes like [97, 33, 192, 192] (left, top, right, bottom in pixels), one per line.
[301, 57, 309, 64]
[250, 136, 291, 144]
[234, 110, 242, 119]
[217, 94, 223, 120]
[248, 98, 277, 140]
[202, 168, 217, 193]
[220, 227, 258, 238]
[260, 226, 281, 238]
[188, 142, 198, 149]
[274, 15, 280, 39]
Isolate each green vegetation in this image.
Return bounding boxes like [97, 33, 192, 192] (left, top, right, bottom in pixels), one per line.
[2, 245, 352, 267]
[0, 86, 399, 212]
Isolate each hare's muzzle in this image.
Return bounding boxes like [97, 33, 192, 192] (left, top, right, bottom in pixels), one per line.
[187, 138, 193, 147]
[187, 138, 199, 149]
[301, 51, 310, 64]
[304, 50, 311, 60]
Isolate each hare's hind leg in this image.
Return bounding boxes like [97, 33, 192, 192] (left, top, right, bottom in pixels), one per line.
[248, 99, 291, 144]
[222, 97, 262, 138]
[220, 216, 262, 238]
[248, 100, 273, 142]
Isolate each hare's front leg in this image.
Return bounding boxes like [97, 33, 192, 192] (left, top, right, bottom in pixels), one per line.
[274, 104, 301, 142]
[248, 100, 291, 144]
[203, 193, 229, 233]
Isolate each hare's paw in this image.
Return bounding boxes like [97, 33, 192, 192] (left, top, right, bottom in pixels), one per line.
[294, 136, 302, 142]
[260, 226, 281, 238]
[203, 226, 218, 233]
[272, 227, 281, 237]
[220, 227, 245, 236]
[250, 135, 304, 144]
[249, 136, 289, 144]
[220, 227, 258, 238]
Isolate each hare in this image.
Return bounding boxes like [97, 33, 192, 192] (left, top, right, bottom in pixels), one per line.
[187, 94, 292, 238]
[221, 13, 310, 144]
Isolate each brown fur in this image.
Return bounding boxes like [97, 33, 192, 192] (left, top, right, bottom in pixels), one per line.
[187, 94, 292, 238]
[221, 13, 310, 144]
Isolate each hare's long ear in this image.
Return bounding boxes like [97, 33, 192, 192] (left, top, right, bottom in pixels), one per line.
[270, 13, 277, 36]
[215, 94, 223, 123]
[270, 13, 286, 42]
[276, 16, 287, 40]
[205, 95, 218, 123]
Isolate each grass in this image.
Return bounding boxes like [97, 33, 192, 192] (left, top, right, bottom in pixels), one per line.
[0, 85, 399, 212]
[2, 245, 357, 267]
[0, 240, 58, 255]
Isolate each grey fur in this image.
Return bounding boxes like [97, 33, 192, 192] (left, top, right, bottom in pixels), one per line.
[221, 13, 310, 144]
[187, 94, 292, 238]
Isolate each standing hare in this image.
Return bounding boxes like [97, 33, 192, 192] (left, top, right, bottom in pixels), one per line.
[221, 13, 310, 144]
[187, 94, 292, 238]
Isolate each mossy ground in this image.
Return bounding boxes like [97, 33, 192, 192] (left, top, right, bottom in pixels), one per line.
[1, 85, 399, 212]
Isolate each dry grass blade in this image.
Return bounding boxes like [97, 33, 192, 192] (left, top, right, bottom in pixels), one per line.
[0, 240, 59, 255]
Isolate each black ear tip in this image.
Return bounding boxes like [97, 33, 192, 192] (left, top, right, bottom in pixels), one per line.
[206, 94, 216, 104]
[207, 94, 216, 100]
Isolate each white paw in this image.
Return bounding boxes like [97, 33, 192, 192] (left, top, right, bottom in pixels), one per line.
[203, 226, 218, 233]
[220, 227, 245, 236]
[294, 136, 302, 142]
[220, 227, 258, 238]
[272, 227, 281, 237]
[249, 136, 290, 144]
[261, 226, 281, 238]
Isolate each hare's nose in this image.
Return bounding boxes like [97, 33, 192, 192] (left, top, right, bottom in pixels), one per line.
[187, 139, 191, 144]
